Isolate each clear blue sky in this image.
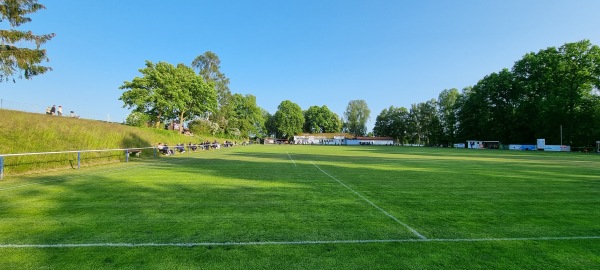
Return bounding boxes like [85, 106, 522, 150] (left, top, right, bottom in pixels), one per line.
[2, 0, 600, 131]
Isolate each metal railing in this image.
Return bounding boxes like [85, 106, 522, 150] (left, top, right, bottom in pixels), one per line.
[0, 147, 158, 180]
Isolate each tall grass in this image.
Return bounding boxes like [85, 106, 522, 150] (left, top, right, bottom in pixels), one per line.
[0, 109, 218, 175]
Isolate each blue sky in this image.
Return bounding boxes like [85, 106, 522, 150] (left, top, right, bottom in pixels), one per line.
[2, 0, 600, 131]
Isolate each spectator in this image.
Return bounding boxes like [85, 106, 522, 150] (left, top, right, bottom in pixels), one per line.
[45, 106, 51, 115]
[50, 105, 56, 115]
[57, 105, 63, 116]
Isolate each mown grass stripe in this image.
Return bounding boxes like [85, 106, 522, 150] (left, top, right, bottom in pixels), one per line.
[310, 161, 428, 240]
[1, 236, 598, 248]
[286, 151, 296, 166]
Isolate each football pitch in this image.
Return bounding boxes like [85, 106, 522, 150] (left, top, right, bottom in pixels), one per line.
[0, 145, 599, 269]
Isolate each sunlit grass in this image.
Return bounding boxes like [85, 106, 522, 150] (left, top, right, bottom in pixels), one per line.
[0, 145, 599, 268]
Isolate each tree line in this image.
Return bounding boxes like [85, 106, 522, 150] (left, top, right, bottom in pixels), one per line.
[119, 52, 373, 140]
[373, 40, 600, 147]
[2, 3, 599, 148]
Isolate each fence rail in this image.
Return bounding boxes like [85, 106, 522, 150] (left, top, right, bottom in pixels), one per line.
[0, 147, 158, 180]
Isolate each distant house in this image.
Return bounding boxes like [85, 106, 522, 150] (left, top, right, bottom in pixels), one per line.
[293, 135, 394, 146]
[293, 134, 349, 145]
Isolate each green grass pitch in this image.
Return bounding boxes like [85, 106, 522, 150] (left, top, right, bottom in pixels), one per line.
[0, 145, 599, 269]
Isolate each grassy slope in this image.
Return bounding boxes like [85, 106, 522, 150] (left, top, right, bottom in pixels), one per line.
[0, 109, 216, 174]
[0, 146, 598, 268]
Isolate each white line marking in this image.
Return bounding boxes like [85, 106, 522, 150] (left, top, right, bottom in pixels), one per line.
[286, 151, 296, 166]
[310, 161, 427, 240]
[1, 236, 598, 248]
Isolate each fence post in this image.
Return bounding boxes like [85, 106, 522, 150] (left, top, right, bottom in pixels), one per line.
[125, 149, 129, 162]
[77, 152, 81, 169]
[0, 156, 4, 180]
[154, 147, 157, 159]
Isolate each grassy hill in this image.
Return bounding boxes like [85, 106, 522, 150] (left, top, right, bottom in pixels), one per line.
[0, 109, 216, 175]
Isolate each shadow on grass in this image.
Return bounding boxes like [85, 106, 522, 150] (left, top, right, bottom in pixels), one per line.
[1, 146, 599, 268]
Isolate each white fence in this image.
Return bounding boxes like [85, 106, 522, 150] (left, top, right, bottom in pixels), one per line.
[0, 147, 157, 180]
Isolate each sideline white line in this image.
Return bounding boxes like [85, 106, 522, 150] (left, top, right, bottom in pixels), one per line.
[310, 161, 427, 240]
[286, 151, 297, 166]
[1, 236, 598, 248]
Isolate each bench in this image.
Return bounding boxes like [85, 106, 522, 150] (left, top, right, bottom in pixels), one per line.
[126, 149, 142, 157]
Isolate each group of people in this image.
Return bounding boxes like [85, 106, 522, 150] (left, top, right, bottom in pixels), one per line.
[45, 105, 79, 118]
[45, 105, 62, 116]
[157, 140, 242, 155]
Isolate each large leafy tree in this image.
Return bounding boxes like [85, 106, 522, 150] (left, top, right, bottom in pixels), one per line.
[229, 93, 264, 138]
[407, 100, 441, 146]
[120, 61, 171, 128]
[192, 51, 233, 134]
[274, 100, 304, 140]
[373, 106, 409, 144]
[512, 40, 600, 145]
[344, 100, 370, 136]
[303, 105, 342, 133]
[120, 61, 217, 132]
[437, 88, 460, 146]
[0, 0, 54, 82]
[262, 108, 276, 138]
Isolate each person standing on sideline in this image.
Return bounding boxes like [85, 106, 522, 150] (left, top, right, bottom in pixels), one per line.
[50, 105, 56, 115]
[45, 106, 51, 115]
[57, 105, 63, 116]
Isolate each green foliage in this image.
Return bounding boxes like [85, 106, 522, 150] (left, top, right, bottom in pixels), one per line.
[192, 51, 234, 134]
[262, 109, 276, 138]
[0, 109, 209, 174]
[188, 118, 219, 135]
[407, 100, 442, 146]
[373, 106, 409, 144]
[229, 94, 264, 138]
[0, 0, 55, 82]
[437, 88, 460, 145]
[303, 105, 342, 133]
[125, 111, 150, 127]
[119, 61, 218, 132]
[455, 40, 600, 146]
[344, 100, 370, 136]
[274, 100, 304, 140]
[371, 40, 600, 147]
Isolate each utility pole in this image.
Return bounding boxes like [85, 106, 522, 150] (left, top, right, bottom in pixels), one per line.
[560, 125, 563, 146]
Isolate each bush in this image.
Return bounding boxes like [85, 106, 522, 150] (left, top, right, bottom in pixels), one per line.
[125, 112, 150, 127]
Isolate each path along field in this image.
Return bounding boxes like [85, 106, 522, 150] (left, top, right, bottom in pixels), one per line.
[0, 145, 599, 269]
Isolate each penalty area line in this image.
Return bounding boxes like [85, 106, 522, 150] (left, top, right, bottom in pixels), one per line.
[310, 161, 427, 240]
[1, 236, 599, 248]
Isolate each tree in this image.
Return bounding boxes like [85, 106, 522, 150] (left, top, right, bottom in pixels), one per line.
[125, 111, 150, 127]
[273, 100, 304, 140]
[407, 100, 441, 146]
[262, 109, 276, 138]
[437, 88, 460, 146]
[120, 61, 217, 132]
[513, 40, 600, 146]
[303, 105, 342, 133]
[120, 61, 171, 128]
[344, 100, 370, 136]
[229, 94, 264, 138]
[168, 63, 217, 132]
[192, 51, 233, 134]
[0, 0, 55, 82]
[373, 106, 409, 144]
